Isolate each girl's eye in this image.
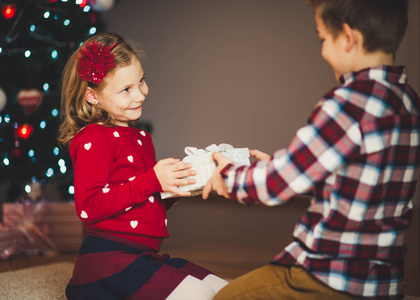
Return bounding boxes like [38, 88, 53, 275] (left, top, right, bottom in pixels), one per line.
[123, 87, 130, 93]
[320, 39, 325, 44]
[140, 77, 145, 83]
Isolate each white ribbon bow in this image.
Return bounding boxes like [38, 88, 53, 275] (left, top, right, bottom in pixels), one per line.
[184, 143, 234, 156]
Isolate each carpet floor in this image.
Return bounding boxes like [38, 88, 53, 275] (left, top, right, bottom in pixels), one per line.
[0, 260, 419, 300]
[0, 262, 73, 300]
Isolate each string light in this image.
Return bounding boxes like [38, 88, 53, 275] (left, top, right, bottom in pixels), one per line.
[18, 124, 34, 139]
[51, 108, 58, 117]
[43, 83, 50, 91]
[64, 19, 70, 26]
[44, 11, 50, 19]
[24, 50, 31, 57]
[89, 27, 97, 35]
[46, 168, 54, 177]
[60, 165, 67, 173]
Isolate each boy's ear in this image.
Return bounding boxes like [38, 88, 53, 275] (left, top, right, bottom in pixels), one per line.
[84, 87, 99, 105]
[342, 23, 362, 52]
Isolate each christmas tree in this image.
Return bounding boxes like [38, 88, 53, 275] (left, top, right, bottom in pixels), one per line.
[0, 0, 116, 203]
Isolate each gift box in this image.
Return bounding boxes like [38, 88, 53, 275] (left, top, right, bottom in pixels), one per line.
[0, 227, 25, 260]
[161, 144, 250, 199]
[2, 202, 83, 254]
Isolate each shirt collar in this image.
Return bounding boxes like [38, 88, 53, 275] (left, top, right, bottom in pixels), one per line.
[340, 65, 407, 86]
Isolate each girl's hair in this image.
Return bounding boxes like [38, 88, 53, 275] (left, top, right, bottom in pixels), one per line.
[307, 0, 408, 55]
[58, 32, 144, 148]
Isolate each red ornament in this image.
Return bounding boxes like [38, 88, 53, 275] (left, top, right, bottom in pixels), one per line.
[11, 147, 22, 158]
[90, 12, 98, 24]
[79, 0, 88, 8]
[2, 4, 17, 20]
[18, 124, 34, 139]
[18, 89, 43, 115]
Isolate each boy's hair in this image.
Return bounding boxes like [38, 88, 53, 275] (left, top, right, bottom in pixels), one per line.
[58, 32, 144, 148]
[307, 0, 408, 54]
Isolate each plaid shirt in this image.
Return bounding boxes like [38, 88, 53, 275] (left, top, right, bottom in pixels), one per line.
[221, 66, 420, 299]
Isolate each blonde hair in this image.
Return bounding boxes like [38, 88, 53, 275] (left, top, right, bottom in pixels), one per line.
[58, 32, 144, 148]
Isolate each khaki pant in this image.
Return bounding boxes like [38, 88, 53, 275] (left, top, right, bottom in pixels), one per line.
[214, 264, 360, 300]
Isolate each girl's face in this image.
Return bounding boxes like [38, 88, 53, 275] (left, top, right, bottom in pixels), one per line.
[96, 57, 149, 127]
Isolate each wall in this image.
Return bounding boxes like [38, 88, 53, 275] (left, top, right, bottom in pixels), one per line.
[103, 0, 420, 203]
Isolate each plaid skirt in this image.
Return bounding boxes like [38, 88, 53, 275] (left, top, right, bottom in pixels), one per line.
[66, 233, 212, 300]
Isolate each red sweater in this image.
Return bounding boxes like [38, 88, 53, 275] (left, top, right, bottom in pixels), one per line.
[70, 123, 169, 250]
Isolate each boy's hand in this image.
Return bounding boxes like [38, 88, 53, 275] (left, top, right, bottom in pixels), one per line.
[202, 152, 232, 199]
[154, 158, 197, 197]
[249, 149, 271, 160]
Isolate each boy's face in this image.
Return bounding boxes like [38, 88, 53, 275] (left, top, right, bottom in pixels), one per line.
[315, 6, 352, 82]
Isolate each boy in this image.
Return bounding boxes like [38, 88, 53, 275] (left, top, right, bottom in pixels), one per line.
[203, 0, 419, 299]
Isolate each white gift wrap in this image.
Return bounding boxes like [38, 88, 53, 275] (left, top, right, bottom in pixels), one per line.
[160, 144, 250, 199]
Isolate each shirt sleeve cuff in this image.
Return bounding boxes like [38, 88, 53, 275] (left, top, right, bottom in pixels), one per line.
[141, 168, 163, 195]
[220, 163, 235, 179]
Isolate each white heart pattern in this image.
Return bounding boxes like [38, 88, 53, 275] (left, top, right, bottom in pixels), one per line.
[140, 131, 146, 136]
[165, 219, 168, 226]
[102, 187, 110, 193]
[80, 210, 88, 218]
[127, 156, 133, 163]
[113, 132, 120, 137]
[84, 143, 92, 150]
[129, 176, 136, 181]
[149, 196, 154, 203]
[137, 140, 142, 146]
[125, 206, 132, 211]
[130, 220, 138, 228]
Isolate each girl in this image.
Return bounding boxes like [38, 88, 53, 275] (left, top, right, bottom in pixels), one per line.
[58, 32, 227, 300]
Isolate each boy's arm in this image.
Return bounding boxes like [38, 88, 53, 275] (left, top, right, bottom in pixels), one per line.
[202, 149, 272, 199]
[208, 100, 362, 206]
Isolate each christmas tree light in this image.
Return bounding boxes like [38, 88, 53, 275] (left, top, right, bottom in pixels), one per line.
[2, 4, 17, 20]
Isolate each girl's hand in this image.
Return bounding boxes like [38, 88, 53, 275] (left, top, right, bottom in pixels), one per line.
[249, 149, 271, 161]
[154, 158, 197, 197]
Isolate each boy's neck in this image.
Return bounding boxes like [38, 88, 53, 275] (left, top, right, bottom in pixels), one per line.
[353, 50, 394, 72]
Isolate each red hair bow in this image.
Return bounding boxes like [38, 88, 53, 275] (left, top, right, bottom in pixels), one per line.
[77, 41, 116, 84]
